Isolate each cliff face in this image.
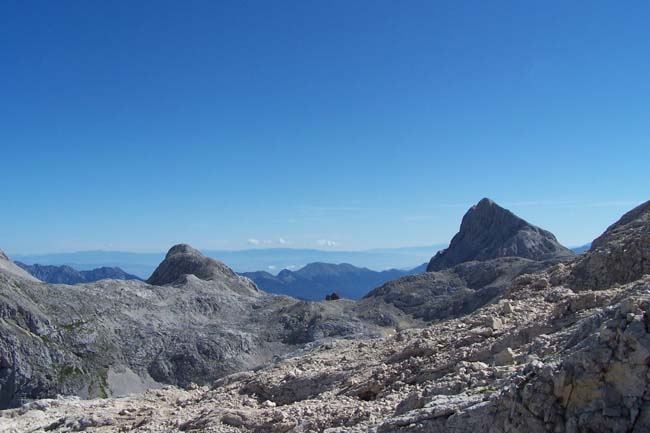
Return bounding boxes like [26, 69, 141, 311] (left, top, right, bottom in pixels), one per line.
[427, 198, 573, 272]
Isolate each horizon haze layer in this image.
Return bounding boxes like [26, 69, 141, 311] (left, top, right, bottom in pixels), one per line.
[12, 244, 444, 278]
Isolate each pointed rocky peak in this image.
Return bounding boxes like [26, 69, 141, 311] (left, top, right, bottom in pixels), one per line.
[571, 200, 650, 289]
[147, 243, 238, 286]
[427, 198, 573, 271]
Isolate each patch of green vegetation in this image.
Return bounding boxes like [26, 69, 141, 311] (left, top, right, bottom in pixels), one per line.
[86, 372, 108, 399]
[39, 334, 55, 345]
[98, 369, 109, 399]
[61, 320, 84, 331]
[57, 364, 83, 381]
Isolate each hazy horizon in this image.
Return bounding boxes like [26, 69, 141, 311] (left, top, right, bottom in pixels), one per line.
[2, 198, 638, 256]
[12, 243, 445, 277]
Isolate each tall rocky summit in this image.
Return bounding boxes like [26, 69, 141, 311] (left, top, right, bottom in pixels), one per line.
[427, 198, 573, 272]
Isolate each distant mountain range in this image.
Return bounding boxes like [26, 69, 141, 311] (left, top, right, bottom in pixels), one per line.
[12, 238, 590, 299]
[13, 245, 443, 278]
[570, 243, 592, 253]
[16, 262, 141, 284]
[242, 262, 427, 300]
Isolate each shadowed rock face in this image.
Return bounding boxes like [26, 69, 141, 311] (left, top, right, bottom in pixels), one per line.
[571, 200, 650, 289]
[427, 198, 573, 272]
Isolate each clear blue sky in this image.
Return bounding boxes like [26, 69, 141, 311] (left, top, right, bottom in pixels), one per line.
[1, 0, 648, 254]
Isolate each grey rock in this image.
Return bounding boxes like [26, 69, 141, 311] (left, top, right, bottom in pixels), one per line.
[571, 199, 650, 289]
[147, 244, 253, 289]
[427, 198, 573, 272]
[0, 249, 40, 282]
[361, 257, 552, 322]
[493, 347, 515, 365]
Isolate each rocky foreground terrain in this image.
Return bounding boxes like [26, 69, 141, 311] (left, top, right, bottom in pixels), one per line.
[1, 199, 649, 432]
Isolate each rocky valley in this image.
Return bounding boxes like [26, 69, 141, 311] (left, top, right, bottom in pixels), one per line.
[1, 198, 649, 433]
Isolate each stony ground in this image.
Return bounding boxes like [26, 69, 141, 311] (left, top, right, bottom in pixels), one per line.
[3, 262, 649, 433]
